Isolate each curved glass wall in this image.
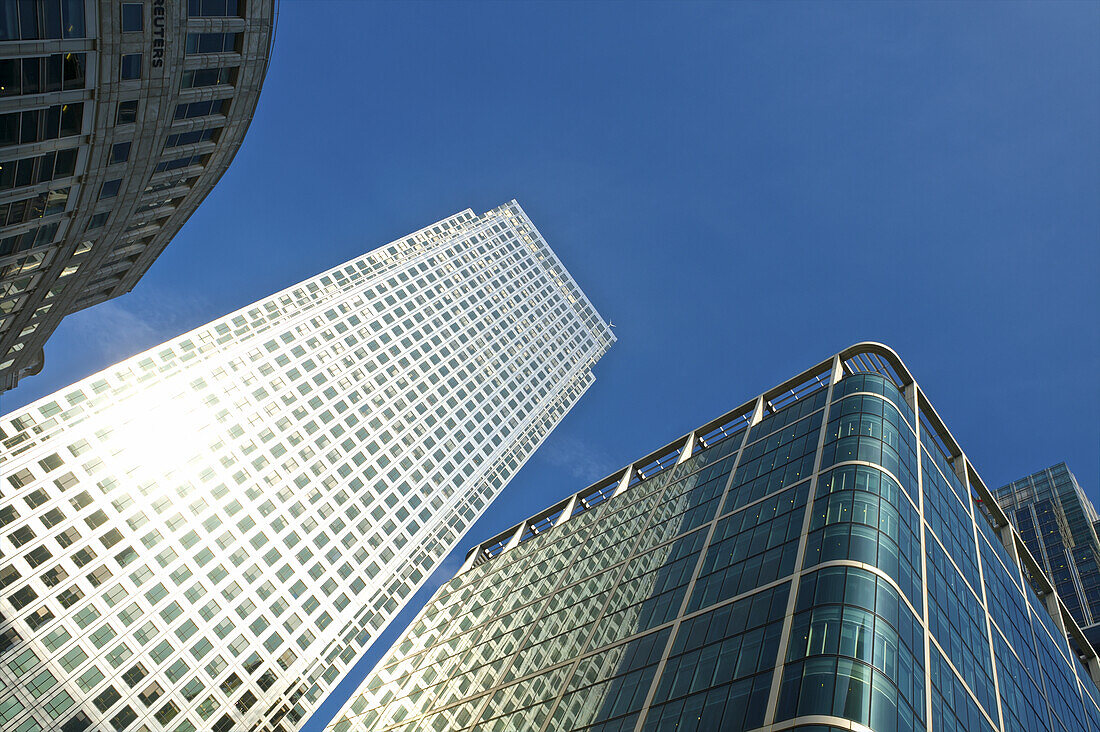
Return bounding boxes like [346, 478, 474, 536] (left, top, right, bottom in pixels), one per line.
[777, 566, 925, 732]
[804, 464, 923, 611]
[326, 368, 1100, 732]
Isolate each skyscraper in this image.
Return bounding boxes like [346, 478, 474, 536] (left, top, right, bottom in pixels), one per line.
[0, 201, 614, 732]
[995, 463, 1100, 648]
[326, 343, 1100, 732]
[0, 0, 276, 391]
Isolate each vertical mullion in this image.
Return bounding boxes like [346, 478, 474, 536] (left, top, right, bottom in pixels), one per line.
[761, 355, 842, 724]
[631, 393, 763, 730]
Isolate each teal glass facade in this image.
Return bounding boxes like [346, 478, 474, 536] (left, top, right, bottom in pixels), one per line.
[325, 345, 1100, 732]
[995, 463, 1100, 647]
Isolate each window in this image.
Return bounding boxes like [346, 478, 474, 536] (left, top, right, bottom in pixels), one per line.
[59, 645, 88, 673]
[90, 624, 117, 649]
[94, 686, 121, 713]
[28, 669, 56, 697]
[0, 0, 87, 40]
[188, 0, 241, 18]
[58, 586, 84, 608]
[122, 663, 147, 687]
[185, 32, 240, 54]
[0, 506, 19, 526]
[77, 666, 104, 693]
[174, 98, 230, 120]
[25, 545, 52, 567]
[0, 187, 70, 225]
[145, 175, 196, 194]
[121, 3, 143, 31]
[150, 639, 173, 664]
[0, 103, 83, 148]
[0, 53, 87, 97]
[0, 225, 55, 262]
[110, 141, 131, 164]
[120, 53, 142, 80]
[0, 565, 20, 588]
[110, 705, 138, 731]
[7, 648, 39, 676]
[87, 565, 113, 585]
[181, 678, 204, 701]
[41, 508, 65, 528]
[181, 66, 236, 89]
[165, 127, 220, 148]
[8, 525, 35, 546]
[100, 179, 122, 199]
[116, 100, 138, 125]
[45, 691, 75, 720]
[106, 642, 132, 668]
[42, 564, 67, 585]
[154, 153, 208, 173]
[164, 659, 188, 683]
[0, 148, 79, 192]
[25, 606, 54, 630]
[9, 585, 36, 609]
[87, 211, 110, 229]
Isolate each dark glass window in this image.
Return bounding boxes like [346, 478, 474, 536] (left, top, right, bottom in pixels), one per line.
[9, 525, 35, 547]
[87, 211, 110, 230]
[165, 127, 220, 148]
[185, 32, 241, 54]
[110, 141, 131, 164]
[63, 52, 86, 88]
[25, 605, 54, 630]
[110, 705, 138, 731]
[3, 53, 89, 96]
[120, 53, 142, 80]
[116, 100, 138, 125]
[174, 98, 230, 120]
[121, 3, 143, 31]
[181, 66, 236, 89]
[0, 188, 70, 226]
[0, 0, 86, 40]
[0, 103, 83, 148]
[0, 147, 79, 192]
[0, 220, 59, 256]
[0, 59, 17, 95]
[26, 545, 52, 567]
[154, 153, 208, 173]
[94, 686, 122, 708]
[100, 179, 122, 199]
[9, 585, 38, 609]
[188, 0, 241, 17]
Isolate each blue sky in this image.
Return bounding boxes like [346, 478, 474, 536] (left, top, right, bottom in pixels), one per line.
[2, 2, 1098, 729]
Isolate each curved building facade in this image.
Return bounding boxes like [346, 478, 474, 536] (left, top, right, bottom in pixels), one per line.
[326, 343, 1100, 732]
[0, 0, 276, 391]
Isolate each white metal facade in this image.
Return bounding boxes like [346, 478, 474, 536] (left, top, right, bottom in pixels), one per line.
[0, 200, 614, 732]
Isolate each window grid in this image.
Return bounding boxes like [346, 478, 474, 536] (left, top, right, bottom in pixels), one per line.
[0, 203, 613, 732]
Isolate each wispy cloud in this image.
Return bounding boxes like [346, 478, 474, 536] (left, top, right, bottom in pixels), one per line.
[67, 288, 213, 366]
[535, 432, 616, 483]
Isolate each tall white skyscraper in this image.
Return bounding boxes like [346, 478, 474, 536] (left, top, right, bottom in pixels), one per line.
[0, 202, 614, 732]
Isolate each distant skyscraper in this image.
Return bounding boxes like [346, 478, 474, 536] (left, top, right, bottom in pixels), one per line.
[326, 343, 1100, 732]
[995, 462, 1100, 647]
[0, 201, 614, 732]
[0, 0, 276, 391]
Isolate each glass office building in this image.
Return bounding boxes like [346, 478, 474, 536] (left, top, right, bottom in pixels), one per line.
[995, 463, 1100, 648]
[0, 201, 613, 732]
[327, 343, 1100, 732]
